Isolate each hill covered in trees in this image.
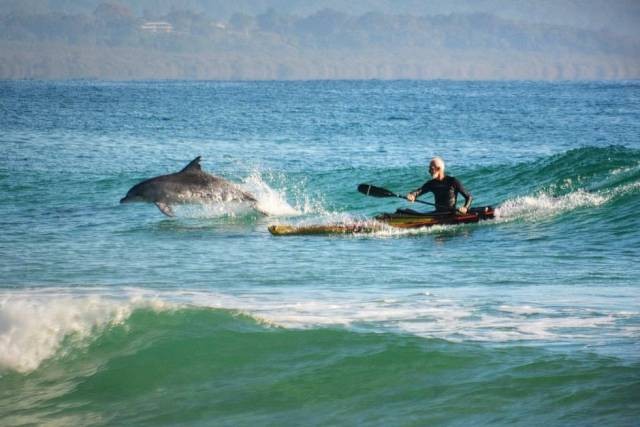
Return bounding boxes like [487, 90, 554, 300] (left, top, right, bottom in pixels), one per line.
[1, 2, 638, 80]
[3, 0, 640, 38]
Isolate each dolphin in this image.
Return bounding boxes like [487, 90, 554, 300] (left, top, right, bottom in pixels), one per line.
[120, 156, 259, 217]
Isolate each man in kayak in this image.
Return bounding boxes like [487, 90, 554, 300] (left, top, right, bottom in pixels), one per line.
[406, 156, 472, 213]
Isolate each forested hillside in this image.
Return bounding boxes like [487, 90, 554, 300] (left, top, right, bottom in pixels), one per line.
[1, 1, 638, 79]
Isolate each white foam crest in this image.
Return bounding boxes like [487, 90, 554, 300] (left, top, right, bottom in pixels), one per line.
[183, 291, 474, 329]
[498, 305, 553, 315]
[495, 189, 607, 221]
[4, 287, 637, 372]
[179, 290, 635, 345]
[353, 220, 462, 239]
[611, 180, 640, 197]
[514, 316, 616, 339]
[0, 290, 173, 373]
[610, 165, 637, 176]
[365, 223, 454, 238]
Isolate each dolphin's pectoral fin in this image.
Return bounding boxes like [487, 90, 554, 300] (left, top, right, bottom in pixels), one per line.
[155, 202, 175, 217]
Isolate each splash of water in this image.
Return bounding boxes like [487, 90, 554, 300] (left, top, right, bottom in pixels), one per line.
[242, 171, 301, 216]
[242, 169, 330, 216]
[495, 189, 607, 221]
[169, 169, 314, 218]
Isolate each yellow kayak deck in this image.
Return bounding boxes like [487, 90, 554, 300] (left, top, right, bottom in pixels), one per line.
[268, 207, 495, 236]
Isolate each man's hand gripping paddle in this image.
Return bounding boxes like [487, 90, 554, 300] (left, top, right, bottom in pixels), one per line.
[357, 184, 436, 207]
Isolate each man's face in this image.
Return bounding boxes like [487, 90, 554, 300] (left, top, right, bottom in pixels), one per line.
[429, 162, 439, 178]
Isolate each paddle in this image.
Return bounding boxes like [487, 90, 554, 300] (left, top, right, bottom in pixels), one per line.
[357, 183, 436, 207]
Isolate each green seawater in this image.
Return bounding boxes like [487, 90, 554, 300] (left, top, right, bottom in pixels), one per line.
[2, 308, 639, 426]
[1, 80, 639, 425]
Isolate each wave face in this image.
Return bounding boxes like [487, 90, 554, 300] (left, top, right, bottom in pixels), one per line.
[1, 302, 638, 426]
[1, 80, 640, 425]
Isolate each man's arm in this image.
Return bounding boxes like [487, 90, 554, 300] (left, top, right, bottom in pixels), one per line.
[407, 182, 428, 202]
[455, 178, 472, 213]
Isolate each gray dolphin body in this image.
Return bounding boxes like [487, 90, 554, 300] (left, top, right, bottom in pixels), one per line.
[120, 156, 258, 217]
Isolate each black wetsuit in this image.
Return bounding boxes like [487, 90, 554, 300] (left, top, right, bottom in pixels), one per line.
[412, 176, 472, 212]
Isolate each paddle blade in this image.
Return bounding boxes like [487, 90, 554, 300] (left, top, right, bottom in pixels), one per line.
[357, 184, 398, 198]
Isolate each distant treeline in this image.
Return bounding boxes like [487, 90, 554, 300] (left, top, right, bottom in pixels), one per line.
[1, 2, 639, 80]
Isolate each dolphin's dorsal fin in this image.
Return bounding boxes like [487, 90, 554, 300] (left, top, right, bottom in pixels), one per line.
[180, 156, 202, 173]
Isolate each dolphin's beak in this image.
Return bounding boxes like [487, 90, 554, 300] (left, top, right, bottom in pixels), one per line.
[120, 196, 129, 204]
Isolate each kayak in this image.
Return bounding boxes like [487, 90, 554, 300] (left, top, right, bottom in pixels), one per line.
[268, 206, 495, 236]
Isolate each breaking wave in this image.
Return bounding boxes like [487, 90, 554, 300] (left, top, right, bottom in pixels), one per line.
[1, 286, 637, 374]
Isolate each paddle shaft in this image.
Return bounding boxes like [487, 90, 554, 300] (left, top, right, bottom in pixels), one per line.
[358, 183, 454, 210]
[392, 193, 434, 206]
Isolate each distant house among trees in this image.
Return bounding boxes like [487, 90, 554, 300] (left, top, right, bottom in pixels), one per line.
[140, 22, 173, 33]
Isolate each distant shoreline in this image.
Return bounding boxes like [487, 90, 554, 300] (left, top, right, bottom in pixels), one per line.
[2, 6, 638, 81]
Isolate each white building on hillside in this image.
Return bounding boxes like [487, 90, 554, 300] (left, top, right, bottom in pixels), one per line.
[140, 22, 173, 33]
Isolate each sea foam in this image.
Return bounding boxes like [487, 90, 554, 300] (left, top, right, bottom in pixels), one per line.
[2, 285, 638, 373]
[495, 189, 607, 221]
[0, 290, 172, 373]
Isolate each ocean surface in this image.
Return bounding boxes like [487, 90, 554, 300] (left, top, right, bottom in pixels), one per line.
[1, 80, 639, 426]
